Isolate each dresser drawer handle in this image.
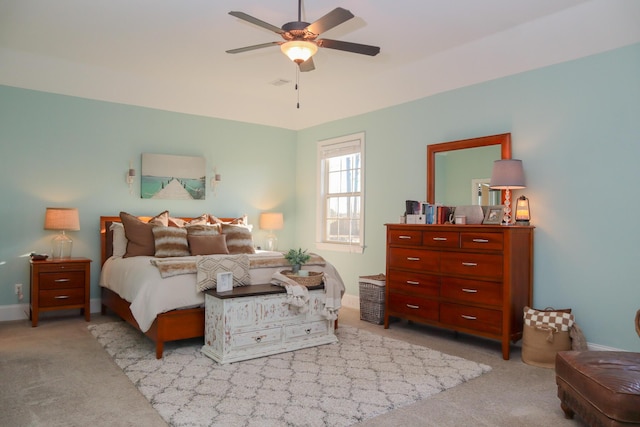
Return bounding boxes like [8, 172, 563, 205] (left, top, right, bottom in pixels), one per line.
[406, 304, 420, 309]
[472, 238, 489, 243]
[406, 280, 420, 285]
[432, 237, 447, 241]
[462, 262, 478, 267]
[54, 278, 71, 283]
[462, 288, 478, 293]
[305, 328, 311, 334]
[461, 315, 477, 320]
[406, 257, 421, 261]
[54, 295, 70, 299]
[255, 336, 262, 343]
[398, 235, 412, 239]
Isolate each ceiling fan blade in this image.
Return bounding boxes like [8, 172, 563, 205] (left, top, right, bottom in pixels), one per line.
[226, 42, 281, 54]
[306, 7, 354, 35]
[299, 57, 315, 72]
[318, 39, 380, 56]
[229, 11, 283, 34]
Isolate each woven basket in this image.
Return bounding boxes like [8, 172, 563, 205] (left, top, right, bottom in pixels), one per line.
[282, 270, 323, 286]
[359, 274, 386, 324]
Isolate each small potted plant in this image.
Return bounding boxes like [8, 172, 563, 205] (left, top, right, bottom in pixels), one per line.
[284, 248, 310, 274]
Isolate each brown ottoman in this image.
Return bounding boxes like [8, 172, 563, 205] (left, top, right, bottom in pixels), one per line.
[556, 351, 640, 426]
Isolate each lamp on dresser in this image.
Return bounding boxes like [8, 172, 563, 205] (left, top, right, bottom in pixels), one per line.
[44, 207, 80, 259]
[489, 159, 526, 225]
[259, 212, 284, 251]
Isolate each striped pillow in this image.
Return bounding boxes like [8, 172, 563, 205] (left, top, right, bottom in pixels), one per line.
[221, 224, 255, 254]
[152, 226, 190, 258]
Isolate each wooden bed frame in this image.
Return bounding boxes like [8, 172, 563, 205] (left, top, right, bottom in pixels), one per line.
[99, 215, 237, 359]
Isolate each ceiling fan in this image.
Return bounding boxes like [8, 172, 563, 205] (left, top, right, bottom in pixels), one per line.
[226, 0, 380, 72]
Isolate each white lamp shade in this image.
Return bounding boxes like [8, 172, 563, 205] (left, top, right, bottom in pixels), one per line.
[489, 159, 526, 189]
[259, 212, 284, 230]
[280, 41, 318, 63]
[44, 207, 80, 231]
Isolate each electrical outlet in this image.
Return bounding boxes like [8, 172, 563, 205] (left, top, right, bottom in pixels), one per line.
[15, 284, 22, 295]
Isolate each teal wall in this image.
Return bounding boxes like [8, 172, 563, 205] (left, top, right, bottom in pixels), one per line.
[0, 87, 297, 306]
[1, 43, 639, 351]
[296, 43, 640, 352]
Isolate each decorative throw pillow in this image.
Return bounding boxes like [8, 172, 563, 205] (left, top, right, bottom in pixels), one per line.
[152, 225, 190, 258]
[120, 211, 169, 257]
[109, 222, 127, 258]
[188, 234, 229, 256]
[196, 254, 251, 290]
[168, 216, 186, 227]
[186, 224, 221, 236]
[221, 223, 255, 254]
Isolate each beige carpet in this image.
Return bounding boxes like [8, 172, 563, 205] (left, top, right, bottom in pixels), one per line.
[89, 322, 490, 426]
[0, 307, 579, 426]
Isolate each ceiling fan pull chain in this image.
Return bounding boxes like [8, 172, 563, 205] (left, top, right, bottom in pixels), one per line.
[296, 65, 301, 109]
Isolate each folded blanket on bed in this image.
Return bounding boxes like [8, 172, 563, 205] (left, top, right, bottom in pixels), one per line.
[150, 253, 326, 278]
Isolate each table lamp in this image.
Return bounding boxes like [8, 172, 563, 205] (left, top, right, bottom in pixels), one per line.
[259, 212, 284, 251]
[489, 159, 525, 225]
[44, 207, 80, 258]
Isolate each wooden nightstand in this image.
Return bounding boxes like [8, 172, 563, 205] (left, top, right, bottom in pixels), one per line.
[29, 257, 92, 327]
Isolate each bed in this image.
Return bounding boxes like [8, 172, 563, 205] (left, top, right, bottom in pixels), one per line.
[99, 213, 344, 359]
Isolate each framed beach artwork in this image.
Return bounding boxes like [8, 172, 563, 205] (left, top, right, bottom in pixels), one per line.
[141, 153, 206, 200]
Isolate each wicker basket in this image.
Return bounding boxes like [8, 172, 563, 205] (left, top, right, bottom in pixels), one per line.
[281, 270, 323, 287]
[359, 274, 386, 324]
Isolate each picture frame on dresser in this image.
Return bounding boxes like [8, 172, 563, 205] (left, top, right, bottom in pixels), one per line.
[483, 206, 504, 224]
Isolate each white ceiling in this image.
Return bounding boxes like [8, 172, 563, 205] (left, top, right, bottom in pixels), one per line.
[1, 0, 639, 130]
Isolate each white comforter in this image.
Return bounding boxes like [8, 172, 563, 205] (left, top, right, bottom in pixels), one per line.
[99, 251, 344, 332]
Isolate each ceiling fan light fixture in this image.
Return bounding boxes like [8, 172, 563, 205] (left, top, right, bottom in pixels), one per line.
[281, 40, 318, 64]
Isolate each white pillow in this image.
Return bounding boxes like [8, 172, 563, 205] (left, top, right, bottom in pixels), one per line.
[110, 222, 127, 258]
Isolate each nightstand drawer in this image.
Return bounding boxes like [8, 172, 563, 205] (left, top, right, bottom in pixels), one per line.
[39, 271, 85, 289]
[36, 263, 87, 273]
[39, 288, 85, 307]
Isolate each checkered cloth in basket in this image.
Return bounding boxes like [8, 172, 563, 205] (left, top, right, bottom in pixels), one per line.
[524, 306, 574, 332]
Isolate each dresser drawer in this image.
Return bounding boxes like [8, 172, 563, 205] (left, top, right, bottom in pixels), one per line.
[440, 252, 503, 280]
[388, 247, 439, 272]
[440, 303, 502, 335]
[388, 229, 422, 245]
[441, 277, 502, 306]
[388, 292, 438, 321]
[39, 271, 85, 289]
[36, 263, 87, 273]
[39, 288, 85, 307]
[387, 269, 439, 297]
[422, 231, 459, 249]
[461, 232, 504, 251]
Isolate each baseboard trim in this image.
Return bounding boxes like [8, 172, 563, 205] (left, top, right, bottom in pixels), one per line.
[0, 298, 103, 322]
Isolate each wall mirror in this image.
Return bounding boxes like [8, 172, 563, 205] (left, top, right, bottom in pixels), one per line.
[427, 133, 511, 205]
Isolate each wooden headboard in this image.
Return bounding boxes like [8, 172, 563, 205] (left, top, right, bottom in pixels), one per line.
[99, 215, 237, 267]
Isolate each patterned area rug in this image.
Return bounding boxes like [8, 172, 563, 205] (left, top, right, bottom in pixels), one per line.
[89, 322, 491, 427]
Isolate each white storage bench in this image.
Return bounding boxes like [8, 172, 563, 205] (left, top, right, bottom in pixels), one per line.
[201, 283, 337, 364]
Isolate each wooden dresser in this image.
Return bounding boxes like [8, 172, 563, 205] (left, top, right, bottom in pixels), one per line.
[384, 224, 533, 359]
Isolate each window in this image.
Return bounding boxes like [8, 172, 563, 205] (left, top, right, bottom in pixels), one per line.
[316, 132, 365, 253]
